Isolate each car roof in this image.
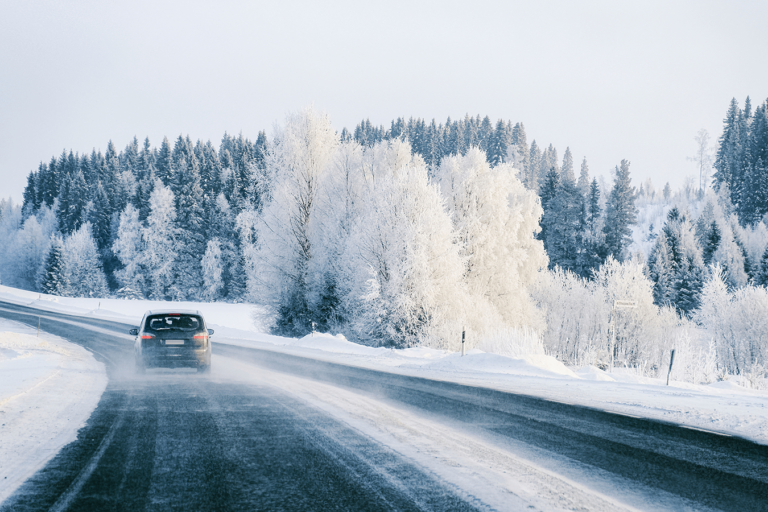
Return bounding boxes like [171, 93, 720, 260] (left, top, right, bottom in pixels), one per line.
[145, 309, 203, 316]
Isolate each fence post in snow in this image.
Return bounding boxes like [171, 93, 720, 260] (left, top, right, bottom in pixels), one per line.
[666, 349, 676, 386]
[461, 328, 465, 356]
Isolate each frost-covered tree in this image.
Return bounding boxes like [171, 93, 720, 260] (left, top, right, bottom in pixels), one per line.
[343, 159, 467, 348]
[172, 148, 207, 300]
[561, 147, 575, 182]
[542, 175, 584, 273]
[695, 265, 768, 379]
[112, 204, 146, 298]
[64, 223, 108, 298]
[649, 231, 674, 305]
[142, 180, 177, 299]
[438, 147, 547, 332]
[688, 128, 714, 193]
[201, 239, 223, 301]
[40, 235, 69, 296]
[577, 157, 590, 196]
[603, 160, 637, 260]
[253, 107, 339, 334]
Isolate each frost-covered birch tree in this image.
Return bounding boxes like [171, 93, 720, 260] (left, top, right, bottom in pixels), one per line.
[201, 239, 223, 301]
[437, 148, 547, 334]
[141, 180, 177, 299]
[253, 107, 339, 334]
[112, 204, 146, 297]
[64, 223, 109, 298]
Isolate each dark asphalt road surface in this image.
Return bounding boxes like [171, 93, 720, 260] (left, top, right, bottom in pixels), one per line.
[1, 301, 768, 511]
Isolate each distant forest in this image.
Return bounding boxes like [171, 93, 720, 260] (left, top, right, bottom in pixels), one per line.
[2, 98, 768, 324]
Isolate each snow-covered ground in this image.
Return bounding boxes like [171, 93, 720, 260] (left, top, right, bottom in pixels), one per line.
[2, 284, 767, 446]
[0, 317, 107, 503]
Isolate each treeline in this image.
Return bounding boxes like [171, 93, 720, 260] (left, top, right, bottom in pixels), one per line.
[14, 132, 267, 298]
[643, 97, 768, 318]
[712, 97, 768, 225]
[349, 116, 635, 279]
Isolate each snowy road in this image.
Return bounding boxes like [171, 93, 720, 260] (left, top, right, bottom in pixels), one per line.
[1, 302, 767, 511]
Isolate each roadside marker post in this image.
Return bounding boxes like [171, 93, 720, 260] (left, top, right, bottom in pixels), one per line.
[666, 349, 676, 386]
[610, 300, 637, 372]
[461, 329, 465, 357]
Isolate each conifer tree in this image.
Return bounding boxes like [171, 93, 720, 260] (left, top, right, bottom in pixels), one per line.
[40, 235, 69, 296]
[172, 151, 206, 300]
[88, 181, 112, 253]
[702, 220, 721, 266]
[577, 157, 590, 195]
[487, 119, 508, 166]
[603, 160, 637, 260]
[755, 245, 768, 287]
[561, 147, 575, 182]
[649, 231, 674, 305]
[542, 177, 584, 272]
[156, 136, 173, 186]
[64, 223, 109, 298]
[21, 171, 37, 219]
[527, 140, 541, 191]
[511, 122, 529, 174]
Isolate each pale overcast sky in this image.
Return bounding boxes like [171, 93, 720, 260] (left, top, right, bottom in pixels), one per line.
[1, 0, 767, 203]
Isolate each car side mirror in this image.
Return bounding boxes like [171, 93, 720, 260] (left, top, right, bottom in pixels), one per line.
[129, 328, 138, 336]
[208, 329, 214, 336]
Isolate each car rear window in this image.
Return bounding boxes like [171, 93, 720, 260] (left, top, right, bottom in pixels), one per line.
[145, 314, 202, 332]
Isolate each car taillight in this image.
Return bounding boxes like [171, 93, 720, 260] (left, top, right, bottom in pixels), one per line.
[141, 335, 155, 339]
[193, 334, 208, 340]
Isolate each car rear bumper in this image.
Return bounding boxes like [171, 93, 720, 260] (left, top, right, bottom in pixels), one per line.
[140, 347, 210, 368]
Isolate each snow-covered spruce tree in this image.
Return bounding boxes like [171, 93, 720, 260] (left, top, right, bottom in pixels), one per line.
[40, 235, 69, 296]
[206, 193, 240, 300]
[648, 231, 674, 305]
[561, 147, 575, 182]
[603, 159, 637, 260]
[112, 204, 146, 298]
[541, 171, 585, 274]
[437, 147, 547, 334]
[755, 245, 768, 287]
[252, 107, 339, 335]
[171, 146, 207, 300]
[577, 157, 590, 196]
[141, 180, 177, 300]
[201, 239, 223, 301]
[64, 223, 108, 298]
[579, 177, 606, 273]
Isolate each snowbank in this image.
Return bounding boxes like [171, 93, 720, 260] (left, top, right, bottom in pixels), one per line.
[0, 284, 267, 331]
[0, 318, 107, 503]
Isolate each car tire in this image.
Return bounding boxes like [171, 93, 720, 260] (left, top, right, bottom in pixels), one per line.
[197, 364, 211, 374]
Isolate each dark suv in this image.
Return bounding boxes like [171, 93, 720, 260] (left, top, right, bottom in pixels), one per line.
[131, 310, 213, 373]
